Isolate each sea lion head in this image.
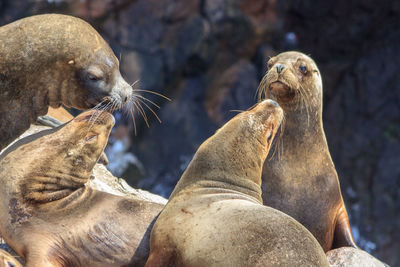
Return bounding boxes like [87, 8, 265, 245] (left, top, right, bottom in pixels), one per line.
[58, 16, 132, 111]
[64, 48, 133, 112]
[170, 99, 283, 200]
[213, 99, 284, 164]
[56, 110, 115, 178]
[21, 14, 133, 112]
[240, 99, 284, 154]
[0, 110, 114, 203]
[258, 51, 322, 112]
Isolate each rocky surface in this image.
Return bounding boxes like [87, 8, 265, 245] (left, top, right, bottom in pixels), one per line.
[0, 0, 398, 265]
[327, 247, 389, 267]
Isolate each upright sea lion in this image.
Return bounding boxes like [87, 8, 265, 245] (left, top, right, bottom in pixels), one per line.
[0, 14, 133, 151]
[146, 100, 329, 267]
[257, 51, 356, 252]
[0, 110, 163, 266]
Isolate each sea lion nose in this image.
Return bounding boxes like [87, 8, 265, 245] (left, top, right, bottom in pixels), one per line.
[276, 64, 285, 74]
[270, 100, 279, 107]
[265, 99, 279, 107]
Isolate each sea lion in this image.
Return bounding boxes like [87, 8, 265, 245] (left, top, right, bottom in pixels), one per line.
[0, 248, 22, 267]
[145, 100, 329, 267]
[0, 110, 163, 266]
[257, 51, 356, 252]
[0, 14, 133, 151]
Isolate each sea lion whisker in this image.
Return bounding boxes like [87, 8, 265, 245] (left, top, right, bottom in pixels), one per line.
[88, 101, 108, 124]
[268, 113, 285, 161]
[247, 102, 260, 111]
[136, 98, 162, 124]
[129, 107, 138, 136]
[130, 80, 140, 87]
[229, 110, 246, 113]
[132, 89, 171, 101]
[92, 99, 108, 110]
[87, 102, 112, 132]
[133, 101, 150, 128]
[256, 75, 269, 101]
[132, 93, 161, 109]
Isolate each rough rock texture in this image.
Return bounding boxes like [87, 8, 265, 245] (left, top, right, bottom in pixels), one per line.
[0, 0, 398, 265]
[327, 247, 388, 267]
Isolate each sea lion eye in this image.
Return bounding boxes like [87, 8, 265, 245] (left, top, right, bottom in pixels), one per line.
[87, 73, 101, 81]
[85, 134, 98, 143]
[299, 65, 307, 74]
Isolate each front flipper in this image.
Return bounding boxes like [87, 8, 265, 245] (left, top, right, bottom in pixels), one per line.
[332, 205, 357, 249]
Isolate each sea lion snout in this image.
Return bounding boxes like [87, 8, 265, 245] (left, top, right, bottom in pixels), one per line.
[113, 74, 133, 106]
[269, 99, 279, 107]
[275, 63, 285, 74]
[253, 99, 283, 120]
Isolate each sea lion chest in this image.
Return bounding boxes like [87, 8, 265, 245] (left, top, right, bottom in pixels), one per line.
[262, 151, 342, 250]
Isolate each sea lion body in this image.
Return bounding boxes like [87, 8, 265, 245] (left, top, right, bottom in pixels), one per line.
[0, 110, 163, 266]
[146, 100, 329, 267]
[0, 14, 132, 151]
[258, 51, 356, 251]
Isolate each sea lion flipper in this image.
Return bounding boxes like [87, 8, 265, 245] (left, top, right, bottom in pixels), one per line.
[332, 206, 357, 249]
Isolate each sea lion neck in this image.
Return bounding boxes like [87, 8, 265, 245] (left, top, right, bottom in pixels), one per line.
[169, 115, 271, 202]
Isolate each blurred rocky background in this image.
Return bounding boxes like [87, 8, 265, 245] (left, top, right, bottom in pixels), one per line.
[0, 0, 398, 265]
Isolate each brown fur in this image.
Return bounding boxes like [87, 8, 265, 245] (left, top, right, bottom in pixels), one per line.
[258, 51, 356, 252]
[0, 110, 163, 266]
[0, 14, 133, 151]
[146, 100, 329, 267]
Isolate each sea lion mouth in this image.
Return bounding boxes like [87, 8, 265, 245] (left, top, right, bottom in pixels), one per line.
[268, 81, 295, 102]
[269, 81, 290, 96]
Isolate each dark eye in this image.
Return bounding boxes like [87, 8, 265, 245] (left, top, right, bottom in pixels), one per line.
[299, 65, 307, 74]
[87, 73, 101, 81]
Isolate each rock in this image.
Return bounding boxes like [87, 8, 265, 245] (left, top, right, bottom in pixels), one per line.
[89, 163, 167, 205]
[205, 59, 259, 124]
[327, 247, 388, 267]
[121, 50, 164, 91]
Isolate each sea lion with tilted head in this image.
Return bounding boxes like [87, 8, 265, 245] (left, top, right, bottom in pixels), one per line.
[0, 110, 163, 266]
[257, 51, 356, 252]
[0, 14, 133, 151]
[145, 100, 329, 267]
